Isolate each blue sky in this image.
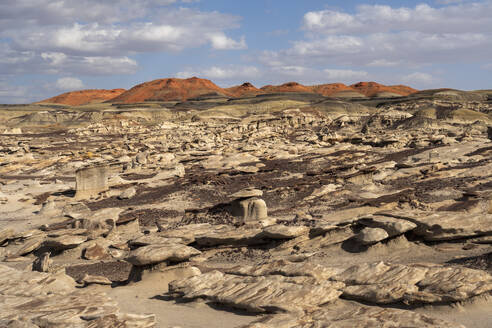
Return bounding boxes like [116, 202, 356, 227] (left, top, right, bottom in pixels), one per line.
[1, 0, 491, 103]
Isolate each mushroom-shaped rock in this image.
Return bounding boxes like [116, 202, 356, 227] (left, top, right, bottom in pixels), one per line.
[231, 187, 263, 198]
[354, 228, 389, 245]
[230, 198, 268, 223]
[125, 244, 201, 266]
[262, 224, 310, 239]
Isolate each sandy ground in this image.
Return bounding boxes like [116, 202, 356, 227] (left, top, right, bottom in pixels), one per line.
[415, 296, 492, 328]
[102, 269, 258, 328]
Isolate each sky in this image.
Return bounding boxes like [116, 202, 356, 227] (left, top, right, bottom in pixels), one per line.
[1, 0, 492, 103]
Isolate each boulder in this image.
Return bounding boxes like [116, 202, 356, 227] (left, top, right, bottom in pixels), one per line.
[118, 186, 136, 199]
[125, 244, 201, 266]
[358, 215, 417, 237]
[354, 227, 389, 245]
[83, 243, 109, 260]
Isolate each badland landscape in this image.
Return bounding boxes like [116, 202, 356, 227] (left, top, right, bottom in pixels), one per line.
[1, 1, 492, 328]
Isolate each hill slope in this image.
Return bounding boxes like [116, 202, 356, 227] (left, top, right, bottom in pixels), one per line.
[38, 89, 126, 106]
[109, 77, 229, 103]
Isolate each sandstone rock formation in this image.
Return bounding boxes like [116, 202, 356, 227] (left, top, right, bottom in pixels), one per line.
[1, 81, 491, 328]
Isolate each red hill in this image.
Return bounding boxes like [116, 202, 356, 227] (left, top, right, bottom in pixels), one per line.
[225, 82, 264, 97]
[350, 82, 417, 97]
[311, 83, 353, 96]
[109, 77, 229, 103]
[38, 89, 126, 106]
[260, 82, 313, 93]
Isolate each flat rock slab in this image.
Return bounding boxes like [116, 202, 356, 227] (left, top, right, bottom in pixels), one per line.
[354, 227, 389, 245]
[226, 259, 341, 282]
[358, 215, 417, 237]
[241, 304, 465, 328]
[0, 228, 14, 244]
[0, 264, 155, 327]
[44, 234, 88, 250]
[332, 261, 492, 304]
[262, 225, 310, 239]
[14, 236, 45, 256]
[380, 211, 492, 241]
[169, 270, 344, 313]
[129, 234, 189, 247]
[125, 243, 201, 266]
[231, 187, 263, 198]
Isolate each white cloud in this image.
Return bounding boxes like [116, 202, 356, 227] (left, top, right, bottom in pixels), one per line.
[0, 80, 31, 104]
[8, 8, 245, 56]
[260, 2, 492, 70]
[323, 69, 369, 80]
[177, 66, 259, 80]
[483, 63, 492, 70]
[401, 72, 438, 86]
[207, 33, 247, 50]
[54, 77, 85, 91]
[0, 4, 245, 78]
[302, 2, 492, 35]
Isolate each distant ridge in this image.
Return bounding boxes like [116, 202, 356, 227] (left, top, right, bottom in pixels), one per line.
[37, 89, 126, 106]
[225, 82, 264, 97]
[36, 77, 418, 105]
[109, 77, 228, 103]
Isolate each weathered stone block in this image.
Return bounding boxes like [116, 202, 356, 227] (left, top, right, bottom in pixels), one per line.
[75, 166, 109, 199]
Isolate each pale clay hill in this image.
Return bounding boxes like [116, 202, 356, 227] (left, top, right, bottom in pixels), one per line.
[37, 77, 418, 106]
[0, 83, 492, 327]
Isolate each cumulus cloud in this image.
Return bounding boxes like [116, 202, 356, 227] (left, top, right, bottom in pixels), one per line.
[177, 66, 260, 80]
[323, 69, 369, 80]
[54, 77, 84, 91]
[261, 1, 492, 70]
[401, 72, 438, 87]
[0, 3, 245, 78]
[207, 33, 247, 50]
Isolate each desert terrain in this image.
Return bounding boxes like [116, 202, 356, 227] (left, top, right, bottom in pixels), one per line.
[0, 77, 491, 327]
